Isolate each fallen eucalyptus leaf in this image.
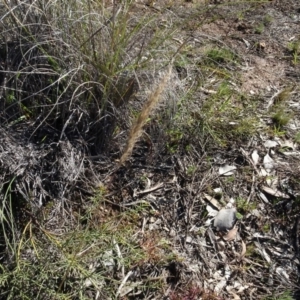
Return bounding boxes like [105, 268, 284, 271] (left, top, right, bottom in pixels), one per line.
[275, 267, 289, 281]
[260, 185, 290, 199]
[214, 279, 227, 293]
[264, 140, 279, 148]
[213, 187, 223, 194]
[206, 205, 219, 217]
[258, 191, 270, 203]
[263, 153, 274, 173]
[204, 193, 222, 210]
[258, 167, 268, 177]
[281, 151, 300, 156]
[239, 240, 247, 260]
[255, 242, 271, 264]
[219, 165, 236, 176]
[223, 226, 238, 241]
[280, 139, 295, 150]
[251, 150, 260, 165]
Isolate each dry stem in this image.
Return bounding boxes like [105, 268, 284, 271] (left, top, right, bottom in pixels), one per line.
[119, 65, 172, 165]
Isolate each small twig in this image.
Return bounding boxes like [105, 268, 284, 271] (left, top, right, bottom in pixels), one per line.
[113, 238, 124, 277]
[134, 183, 164, 196]
[116, 270, 133, 297]
[76, 243, 96, 257]
[200, 87, 217, 94]
[247, 172, 256, 204]
[266, 88, 283, 109]
[240, 147, 260, 175]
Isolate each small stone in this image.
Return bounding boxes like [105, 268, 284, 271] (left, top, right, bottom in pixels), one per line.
[214, 208, 236, 231]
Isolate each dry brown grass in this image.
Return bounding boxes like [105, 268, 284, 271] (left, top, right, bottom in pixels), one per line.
[119, 64, 172, 165]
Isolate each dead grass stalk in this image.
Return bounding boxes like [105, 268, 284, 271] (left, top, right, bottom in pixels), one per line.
[119, 64, 172, 165]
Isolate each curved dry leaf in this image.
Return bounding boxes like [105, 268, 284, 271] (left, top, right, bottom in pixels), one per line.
[251, 150, 260, 165]
[263, 153, 274, 173]
[204, 193, 222, 210]
[258, 167, 268, 177]
[275, 267, 289, 281]
[219, 165, 236, 176]
[239, 240, 246, 261]
[260, 185, 290, 199]
[264, 140, 279, 148]
[223, 226, 238, 242]
[206, 205, 219, 217]
[280, 139, 295, 150]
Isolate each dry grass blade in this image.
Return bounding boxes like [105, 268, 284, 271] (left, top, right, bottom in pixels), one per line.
[223, 226, 238, 242]
[239, 240, 246, 261]
[119, 64, 172, 165]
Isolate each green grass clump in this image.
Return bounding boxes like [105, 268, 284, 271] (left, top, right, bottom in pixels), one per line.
[263, 290, 294, 300]
[287, 40, 300, 65]
[205, 47, 237, 65]
[1, 0, 176, 149]
[164, 78, 260, 152]
[0, 193, 171, 299]
[255, 23, 265, 34]
[236, 197, 256, 214]
[263, 14, 273, 25]
[294, 132, 300, 143]
[272, 110, 292, 128]
[200, 83, 259, 146]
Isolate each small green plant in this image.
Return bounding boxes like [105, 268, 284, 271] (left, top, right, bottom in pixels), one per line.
[205, 47, 236, 65]
[245, 243, 256, 257]
[262, 223, 270, 233]
[274, 87, 293, 105]
[236, 197, 256, 214]
[263, 290, 294, 300]
[186, 165, 197, 176]
[255, 23, 265, 34]
[166, 128, 184, 153]
[271, 125, 286, 137]
[272, 110, 292, 128]
[287, 40, 299, 64]
[263, 14, 273, 25]
[236, 11, 245, 21]
[0, 193, 166, 299]
[294, 132, 300, 143]
[236, 212, 243, 220]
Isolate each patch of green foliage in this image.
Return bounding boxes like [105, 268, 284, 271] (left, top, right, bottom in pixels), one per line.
[236, 197, 257, 214]
[262, 290, 294, 300]
[0, 190, 172, 299]
[255, 23, 265, 34]
[164, 77, 260, 153]
[272, 110, 292, 128]
[205, 47, 237, 65]
[287, 40, 299, 65]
